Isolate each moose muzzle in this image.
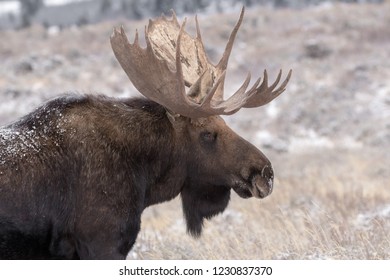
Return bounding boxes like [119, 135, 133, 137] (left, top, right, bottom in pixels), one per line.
[250, 165, 274, 198]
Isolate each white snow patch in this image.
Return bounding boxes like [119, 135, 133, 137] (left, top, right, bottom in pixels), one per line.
[289, 129, 334, 151]
[47, 25, 61, 37]
[369, 85, 390, 118]
[255, 130, 288, 152]
[44, 0, 85, 6]
[266, 102, 280, 119]
[256, 130, 274, 144]
[218, 209, 243, 224]
[0, 1, 20, 15]
[337, 136, 363, 149]
[355, 204, 390, 229]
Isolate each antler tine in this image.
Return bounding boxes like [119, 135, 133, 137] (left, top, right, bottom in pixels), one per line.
[243, 69, 292, 108]
[216, 72, 252, 114]
[217, 7, 245, 71]
[213, 7, 245, 101]
[199, 71, 227, 111]
[195, 15, 202, 39]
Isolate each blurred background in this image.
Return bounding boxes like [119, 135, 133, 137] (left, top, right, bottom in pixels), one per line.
[0, 0, 389, 259]
[0, 0, 384, 29]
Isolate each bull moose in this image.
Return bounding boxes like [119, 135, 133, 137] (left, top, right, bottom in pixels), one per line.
[0, 8, 291, 259]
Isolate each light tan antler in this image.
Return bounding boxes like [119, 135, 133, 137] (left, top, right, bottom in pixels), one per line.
[110, 7, 291, 118]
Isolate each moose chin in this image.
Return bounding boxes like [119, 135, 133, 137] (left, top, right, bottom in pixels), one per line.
[0, 7, 291, 259]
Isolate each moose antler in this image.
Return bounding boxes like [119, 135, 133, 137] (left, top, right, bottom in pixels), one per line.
[110, 7, 292, 118]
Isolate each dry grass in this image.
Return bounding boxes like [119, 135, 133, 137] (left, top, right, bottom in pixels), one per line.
[129, 148, 390, 259]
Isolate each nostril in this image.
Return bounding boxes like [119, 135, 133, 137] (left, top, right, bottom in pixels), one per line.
[261, 165, 274, 181]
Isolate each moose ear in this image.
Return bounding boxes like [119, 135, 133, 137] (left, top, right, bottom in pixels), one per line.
[165, 111, 191, 131]
[166, 111, 180, 124]
[181, 182, 231, 237]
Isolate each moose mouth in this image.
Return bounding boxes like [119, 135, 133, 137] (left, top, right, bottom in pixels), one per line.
[232, 169, 274, 199]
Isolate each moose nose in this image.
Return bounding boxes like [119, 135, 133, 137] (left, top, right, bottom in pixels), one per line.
[261, 165, 274, 192]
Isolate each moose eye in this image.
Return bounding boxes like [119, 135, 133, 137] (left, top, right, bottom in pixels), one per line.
[200, 131, 217, 143]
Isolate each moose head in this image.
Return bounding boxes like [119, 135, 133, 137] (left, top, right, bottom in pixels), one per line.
[110, 7, 291, 236]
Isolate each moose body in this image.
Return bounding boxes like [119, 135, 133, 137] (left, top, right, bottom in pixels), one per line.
[0, 94, 272, 259]
[1, 95, 175, 259]
[0, 8, 291, 259]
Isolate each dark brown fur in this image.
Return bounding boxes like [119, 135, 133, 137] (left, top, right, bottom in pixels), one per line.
[0, 94, 273, 259]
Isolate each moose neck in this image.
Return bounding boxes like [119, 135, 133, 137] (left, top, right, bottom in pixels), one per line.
[129, 99, 188, 208]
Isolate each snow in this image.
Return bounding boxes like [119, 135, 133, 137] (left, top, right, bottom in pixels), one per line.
[290, 130, 335, 151]
[44, 0, 86, 6]
[0, 127, 41, 165]
[355, 204, 390, 230]
[0, 1, 20, 15]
